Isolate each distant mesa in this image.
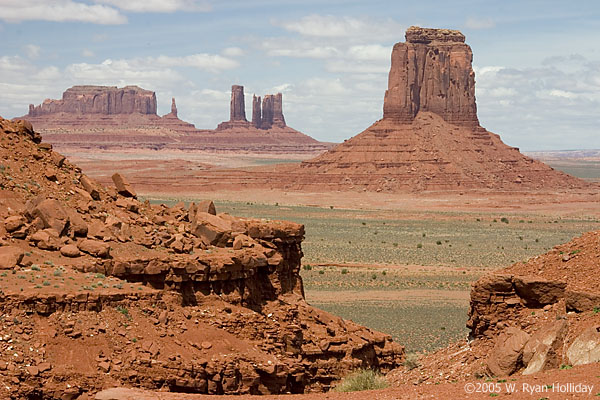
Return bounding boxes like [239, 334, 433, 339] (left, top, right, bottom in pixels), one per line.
[216, 85, 287, 131]
[19, 84, 329, 153]
[28, 85, 157, 117]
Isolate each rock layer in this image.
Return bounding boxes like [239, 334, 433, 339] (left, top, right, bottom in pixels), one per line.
[383, 26, 478, 126]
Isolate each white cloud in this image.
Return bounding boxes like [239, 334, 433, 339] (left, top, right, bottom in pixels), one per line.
[92, 33, 109, 42]
[222, 47, 244, 57]
[464, 17, 495, 30]
[347, 45, 390, 62]
[94, 0, 211, 13]
[152, 54, 239, 72]
[82, 49, 95, 57]
[475, 58, 600, 150]
[0, 0, 126, 24]
[277, 15, 403, 42]
[23, 44, 41, 59]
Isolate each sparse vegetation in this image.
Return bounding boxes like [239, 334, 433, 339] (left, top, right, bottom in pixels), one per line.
[404, 352, 420, 370]
[331, 369, 388, 392]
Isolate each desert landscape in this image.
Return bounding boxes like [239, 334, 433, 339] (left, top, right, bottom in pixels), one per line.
[1, 2, 600, 399]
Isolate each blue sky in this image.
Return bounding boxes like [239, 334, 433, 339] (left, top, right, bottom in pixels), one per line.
[0, 0, 599, 150]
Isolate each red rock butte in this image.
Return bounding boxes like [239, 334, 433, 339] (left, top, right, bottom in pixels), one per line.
[20, 85, 329, 154]
[287, 26, 591, 192]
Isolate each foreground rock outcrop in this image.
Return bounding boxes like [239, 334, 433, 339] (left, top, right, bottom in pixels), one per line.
[0, 117, 402, 399]
[389, 229, 600, 385]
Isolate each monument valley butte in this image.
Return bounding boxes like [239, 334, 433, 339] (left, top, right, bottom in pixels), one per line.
[2, 24, 600, 400]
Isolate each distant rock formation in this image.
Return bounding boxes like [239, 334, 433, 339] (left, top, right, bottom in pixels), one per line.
[27, 85, 157, 116]
[285, 26, 590, 192]
[383, 26, 478, 127]
[252, 95, 262, 128]
[217, 85, 287, 131]
[170, 97, 178, 118]
[229, 85, 247, 122]
[261, 93, 286, 129]
[19, 84, 328, 153]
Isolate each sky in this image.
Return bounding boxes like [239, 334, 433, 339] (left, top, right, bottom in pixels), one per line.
[0, 0, 599, 151]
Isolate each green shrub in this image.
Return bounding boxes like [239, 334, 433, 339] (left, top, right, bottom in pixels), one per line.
[404, 352, 420, 370]
[331, 369, 388, 392]
[303, 264, 312, 271]
[416, 243, 422, 249]
[501, 217, 509, 224]
[341, 268, 348, 275]
[31, 265, 41, 271]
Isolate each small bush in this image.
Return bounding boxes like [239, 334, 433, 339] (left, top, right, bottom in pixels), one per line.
[404, 352, 420, 370]
[31, 265, 41, 271]
[501, 217, 509, 224]
[318, 270, 325, 275]
[416, 243, 423, 249]
[436, 240, 442, 245]
[303, 264, 312, 271]
[341, 268, 348, 275]
[331, 369, 388, 392]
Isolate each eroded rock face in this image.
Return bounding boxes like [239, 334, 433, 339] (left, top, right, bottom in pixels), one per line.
[229, 85, 247, 122]
[28, 86, 157, 116]
[383, 26, 478, 126]
[261, 93, 286, 129]
[0, 116, 403, 397]
[251, 95, 262, 128]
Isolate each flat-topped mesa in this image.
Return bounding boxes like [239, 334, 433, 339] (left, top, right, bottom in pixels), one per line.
[28, 85, 157, 116]
[383, 26, 478, 127]
[229, 84, 247, 122]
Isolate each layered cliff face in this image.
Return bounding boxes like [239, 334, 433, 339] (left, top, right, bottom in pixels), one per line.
[28, 85, 157, 116]
[383, 26, 478, 126]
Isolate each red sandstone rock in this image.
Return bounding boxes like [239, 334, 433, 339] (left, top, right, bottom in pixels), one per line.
[28, 85, 156, 116]
[487, 327, 530, 376]
[60, 244, 81, 258]
[27, 198, 70, 236]
[0, 246, 24, 269]
[230, 85, 247, 122]
[384, 26, 478, 126]
[111, 173, 137, 198]
[78, 239, 111, 258]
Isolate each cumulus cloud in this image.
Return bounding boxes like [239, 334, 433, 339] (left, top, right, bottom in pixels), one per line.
[474, 58, 600, 150]
[464, 17, 495, 30]
[222, 47, 244, 57]
[0, 0, 126, 24]
[276, 15, 403, 42]
[94, 0, 211, 13]
[23, 44, 41, 59]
